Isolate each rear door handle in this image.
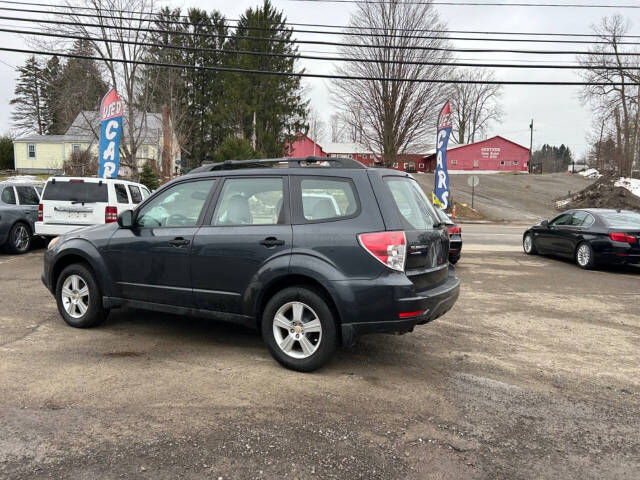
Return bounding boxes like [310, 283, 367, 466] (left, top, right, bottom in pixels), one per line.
[169, 237, 190, 247]
[260, 237, 285, 247]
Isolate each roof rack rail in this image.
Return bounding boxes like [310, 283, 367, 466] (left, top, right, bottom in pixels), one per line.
[188, 156, 367, 174]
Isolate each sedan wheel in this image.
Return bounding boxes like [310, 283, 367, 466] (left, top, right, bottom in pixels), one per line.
[523, 233, 536, 255]
[576, 243, 595, 269]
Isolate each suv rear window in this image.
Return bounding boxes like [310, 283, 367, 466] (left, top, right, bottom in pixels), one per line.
[385, 177, 438, 230]
[42, 181, 108, 203]
[300, 177, 358, 221]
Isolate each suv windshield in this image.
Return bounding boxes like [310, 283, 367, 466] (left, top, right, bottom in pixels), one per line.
[42, 180, 108, 203]
[601, 211, 640, 228]
[385, 177, 438, 230]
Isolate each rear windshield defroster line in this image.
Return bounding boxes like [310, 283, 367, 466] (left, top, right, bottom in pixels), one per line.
[42, 181, 109, 203]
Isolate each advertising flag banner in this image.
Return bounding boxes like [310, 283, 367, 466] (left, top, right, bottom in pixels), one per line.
[98, 89, 124, 178]
[434, 101, 452, 209]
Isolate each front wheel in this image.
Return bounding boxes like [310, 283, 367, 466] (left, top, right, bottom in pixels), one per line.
[523, 233, 537, 255]
[6, 222, 31, 254]
[262, 287, 337, 372]
[576, 242, 596, 270]
[55, 264, 108, 328]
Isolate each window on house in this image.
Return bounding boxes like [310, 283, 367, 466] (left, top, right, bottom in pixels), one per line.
[451, 159, 457, 165]
[393, 162, 398, 168]
[473, 159, 479, 168]
[419, 163, 425, 169]
[72, 144, 81, 154]
[500, 161, 505, 166]
[514, 161, 518, 166]
[27, 144, 36, 158]
[403, 163, 408, 169]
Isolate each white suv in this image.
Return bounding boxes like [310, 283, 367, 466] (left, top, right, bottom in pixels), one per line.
[36, 177, 151, 237]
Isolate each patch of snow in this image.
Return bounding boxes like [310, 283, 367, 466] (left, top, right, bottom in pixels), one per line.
[556, 198, 572, 208]
[4, 175, 44, 184]
[579, 168, 601, 179]
[615, 177, 640, 197]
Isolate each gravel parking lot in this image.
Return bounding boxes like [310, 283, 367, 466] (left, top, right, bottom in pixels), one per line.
[1, 226, 639, 479]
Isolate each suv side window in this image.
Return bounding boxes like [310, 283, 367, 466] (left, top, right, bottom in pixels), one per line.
[212, 177, 284, 226]
[128, 185, 143, 204]
[114, 183, 130, 203]
[136, 180, 215, 228]
[140, 186, 151, 199]
[1, 186, 16, 205]
[298, 177, 358, 222]
[16, 186, 40, 205]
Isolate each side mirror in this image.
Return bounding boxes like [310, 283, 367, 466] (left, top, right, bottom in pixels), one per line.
[117, 209, 133, 228]
[541, 220, 549, 228]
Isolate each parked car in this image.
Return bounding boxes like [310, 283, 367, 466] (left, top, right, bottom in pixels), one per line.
[42, 157, 460, 372]
[36, 177, 151, 238]
[0, 181, 42, 253]
[434, 208, 462, 264]
[523, 209, 640, 269]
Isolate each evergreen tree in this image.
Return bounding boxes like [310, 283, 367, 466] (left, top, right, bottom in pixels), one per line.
[0, 135, 14, 170]
[10, 56, 46, 135]
[224, 0, 307, 157]
[213, 137, 258, 162]
[41, 56, 63, 134]
[139, 163, 160, 190]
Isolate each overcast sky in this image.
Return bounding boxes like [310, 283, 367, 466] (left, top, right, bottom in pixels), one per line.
[0, 0, 638, 158]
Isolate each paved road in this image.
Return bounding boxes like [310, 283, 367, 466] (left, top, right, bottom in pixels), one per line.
[415, 173, 594, 222]
[1, 233, 639, 479]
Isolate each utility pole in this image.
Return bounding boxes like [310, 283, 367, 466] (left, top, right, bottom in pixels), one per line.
[251, 111, 257, 150]
[528, 119, 534, 174]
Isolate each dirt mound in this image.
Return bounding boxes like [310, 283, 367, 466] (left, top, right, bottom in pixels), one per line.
[557, 176, 640, 211]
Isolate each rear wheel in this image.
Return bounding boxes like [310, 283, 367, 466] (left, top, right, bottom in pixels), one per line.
[6, 222, 31, 254]
[523, 233, 537, 255]
[576, 242, 596, 270]
[55, 264, 108, 328]
[262, 287, 337, 372]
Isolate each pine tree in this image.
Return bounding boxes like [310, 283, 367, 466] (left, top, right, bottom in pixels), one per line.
[41, 56, 63, 134]
[139, 163, 160, 190]
[10, 56, 46, 135]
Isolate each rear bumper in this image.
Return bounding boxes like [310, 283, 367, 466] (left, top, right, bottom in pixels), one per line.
[35, 222, 88, 237]
[340, 265, 460, 343]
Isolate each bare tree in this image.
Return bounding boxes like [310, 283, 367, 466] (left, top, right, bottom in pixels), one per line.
[330, 0, 453, 166]
[306, 107, 327, 149]
[38, 0, 158, 178]
[579, 14, 639, 177]
[450, 69, 503, 144]
[328, 114, 345, 143]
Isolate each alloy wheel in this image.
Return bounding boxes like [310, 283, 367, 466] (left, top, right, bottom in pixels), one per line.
[523, 234, 533, 253]
[13, 225, 30, 252]
[61, 274, 90, 319]
[577, 244, 591, 267]
[272, 301, 323, 359]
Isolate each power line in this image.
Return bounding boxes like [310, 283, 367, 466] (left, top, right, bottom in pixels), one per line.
[3, 14, 640, 56]
[3, 26, 639, 71]
[1, 0, 639, 38]
[0, 45, 635, 86]
[286, 0, 640, 7]
[2, 4, 640, 45]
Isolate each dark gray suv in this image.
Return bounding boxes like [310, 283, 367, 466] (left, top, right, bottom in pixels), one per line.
[0, 181, 41, 253]
[42, 158, 460, 371]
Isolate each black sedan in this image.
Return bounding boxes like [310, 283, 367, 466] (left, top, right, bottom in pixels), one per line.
[523, 209, 640, 269]
[435, 208, 462, 264]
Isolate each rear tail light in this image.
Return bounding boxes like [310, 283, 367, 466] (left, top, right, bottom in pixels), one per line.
[448, 225, 461, 235]
[399, 310, 425, 319]
[37, 203, 43, 222]
[609, 232, 637, 243]
[105, 206, 118, 223]
[358, 231, 406, 271]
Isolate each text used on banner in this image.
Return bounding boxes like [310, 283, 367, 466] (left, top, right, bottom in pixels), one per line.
[98, 89, 124, 179]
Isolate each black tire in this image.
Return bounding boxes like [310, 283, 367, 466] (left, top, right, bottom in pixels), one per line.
[449, 254, 460, 264]
[523, 233, 537, 255]
[261, 286, 337, 372]
[5, 222, 32, 254]
[575, 242, 596, 270]
[55, 263, 108, 328]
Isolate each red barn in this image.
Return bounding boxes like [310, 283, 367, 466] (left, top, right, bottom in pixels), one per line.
[285, 133, 326, 157]
[425, 136, 529, 173]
